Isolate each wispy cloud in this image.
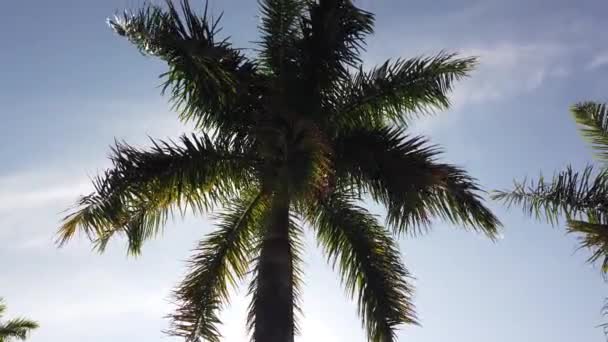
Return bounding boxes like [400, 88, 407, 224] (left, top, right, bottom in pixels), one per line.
[0, 183, 91, 212]
[20, 270, 172, 331]
[409, 42, 572, 134]
[451, 42, 571, 109]
[0, 171, 91, 212]
[0, 170, 92, 250]
[587, 51, 608, 70]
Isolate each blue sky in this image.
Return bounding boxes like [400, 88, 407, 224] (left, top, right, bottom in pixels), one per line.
[1, 0, 608, 341]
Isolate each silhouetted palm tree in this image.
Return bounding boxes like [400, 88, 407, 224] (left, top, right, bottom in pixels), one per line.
[0, 298, 38, 342]
[494, 102, 608, 272]
[59, 1, 500, 341]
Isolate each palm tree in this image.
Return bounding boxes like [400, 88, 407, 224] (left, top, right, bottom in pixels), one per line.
[0, 298, 38, 342]
[494, 102, 608, 272]
[58, 1, 500, 341]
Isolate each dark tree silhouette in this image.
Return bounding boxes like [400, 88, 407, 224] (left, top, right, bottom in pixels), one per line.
[59, 1, 500, 341]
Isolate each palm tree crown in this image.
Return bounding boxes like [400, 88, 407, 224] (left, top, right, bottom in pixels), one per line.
[59, 1, 500, 341]
[0, 298, 38, 342]
[494, 101, 608, 272]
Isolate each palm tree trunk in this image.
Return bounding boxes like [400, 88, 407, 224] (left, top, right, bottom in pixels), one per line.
[253, 187, 295, 342]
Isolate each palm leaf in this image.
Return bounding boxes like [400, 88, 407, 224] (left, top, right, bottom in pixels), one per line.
[305, 192, 417, 342]
[0, 319, 38, 341]
[567, 219, 608, 273]
[258, 0, 304, 77]
[599, 298, 608, 338]
[58, 134, 255, 255]
[109, 0, 259, 131]
[329, 53, 476, 130]
[572, 101, 608, 163]
[168, 190, 268, 342]
[336, 126, 500, 237]
[0, 300, 38, 342]
[493, 166, 608, 225]
[300, 0, 374, 91]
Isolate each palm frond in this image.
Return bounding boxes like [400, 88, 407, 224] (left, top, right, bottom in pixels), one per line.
[289, 216, 304, 335]
[58, 134, 256, 255]
[300, 0, 374, 91]
[109, 0, 259, 131]
[258, 0, 304, 76]
[599, 298, 608, 338]
[572, 101, 608, 163]
[247, 189, 299, 341]
[329, 53, 476, 130]
[567, 219, 608, 273]
[305, 192, 417, 342]
[168, 190, 268, 342]
[0, 319, 38, 341]
[0, 299, 5, 317]
[492, 166, 608, 225]
[336, 126, 500, 237]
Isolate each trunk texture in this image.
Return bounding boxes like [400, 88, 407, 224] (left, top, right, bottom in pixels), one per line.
[254, 188, 295, 342]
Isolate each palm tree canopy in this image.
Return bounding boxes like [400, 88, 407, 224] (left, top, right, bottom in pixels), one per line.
[0, 298, 38, 342]
[59, 1, 500, 341]
[493, 101, 608, 273]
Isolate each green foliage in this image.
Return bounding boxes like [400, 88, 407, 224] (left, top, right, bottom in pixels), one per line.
[304, 193, 416, 342]
[567, 220, 608, 273]
[493, 166, 608, 224]
[169, 191, 268, 341]
[0, 299, 38, 342]
[109, 0, 259, 132]
[329, 54, 477, 130]
[494, 101, 608, 338]
[494, 164, 608, 273]
[300, 0, 374, 90]
[572, 102, 608, 164]
[336, 126, 500, 237]
[494, 101, 608, 274]
[258, 0, 303, 77]
[58, 133, 255, 255]
[62, 1, 499, 341]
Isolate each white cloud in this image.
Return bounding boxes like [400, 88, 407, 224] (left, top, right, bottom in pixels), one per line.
[38, 288, 170, 325]
[409, 42, 572, 135]
[0, 168, 91, 212]
[587, 51, 608, 70]
[13, 235, 54, 250]
[0, 182, 91, 212]
[450, 42, 570, 110]
[14, 269, 173, 338]
[0, 170, 92, 250]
